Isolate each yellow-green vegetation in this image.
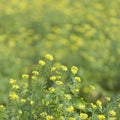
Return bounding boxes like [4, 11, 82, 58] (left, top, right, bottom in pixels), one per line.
[0, 0, 120, 119]
[0, 54, 120, 120]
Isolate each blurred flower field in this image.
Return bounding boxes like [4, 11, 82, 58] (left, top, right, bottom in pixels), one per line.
[0, 0, 120, 119]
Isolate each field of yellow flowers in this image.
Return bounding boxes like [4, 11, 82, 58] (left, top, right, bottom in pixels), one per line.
[0, 0, 120, 119]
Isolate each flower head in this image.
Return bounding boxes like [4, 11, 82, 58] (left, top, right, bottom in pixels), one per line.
[45, 54, 53, 61]
[71, 66, 78, 74]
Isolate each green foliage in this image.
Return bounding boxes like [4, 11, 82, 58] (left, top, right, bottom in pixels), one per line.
[0, 55, 120, 120]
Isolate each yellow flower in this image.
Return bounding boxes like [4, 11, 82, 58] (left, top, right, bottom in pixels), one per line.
[97, 114, 105, 120]
[46, 115, 54, 120]
[20, 99, 26, 103]
[0, 105, 5, 110]
[96, 100, 102, 109]
[22, 74, 29, 79]
[79, 113, 88, 119]
[91, 103, 97, 109]
[89, 85, 95, 90]
[9, 92, 19, 100]
[48, 87, 55, 93]
[51, 67, 56, 71]
[31, 76, 37, 80]
[12, 85, 19, 90]
[55, 81, 63, 85]
[49, 76, 56, 81]
[45, 54, 53, 61]
[30, 100, 34, 105]
[118, 103, 120, 108]
[72, 88, 79, 93]
[75, 76, 81, 82]
[67, 106, 74, 112]
[71, 66, 78, 74]
[105, 97, 111, 101]
[69, 117, 76, 120]
[9, 79, 16, 84]
[32, 71, 39, 75]
[109, 110, 116, 116]
[61, 65, 68, 71]
[39, 60, 46, 66]
[79, 104, 86, 110]
[64, 94, 72, 100]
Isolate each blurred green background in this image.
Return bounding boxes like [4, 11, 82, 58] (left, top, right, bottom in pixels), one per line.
[0, 0, 120, 104]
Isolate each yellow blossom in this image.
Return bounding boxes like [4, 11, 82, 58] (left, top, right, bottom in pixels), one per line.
[30, 100, 34, 105]
[20, 99, 26, 103]
[31, 76, 37, 80]
[105, 97, 111, 101]
[48, 87, 55, 93]
[91, 103, 97, 109]
[61, 65, 68, 71]
[46, 115, 54, 120]
[64, 94, 72, 100]
[109, 110, 116, 116]
[75, 76, 81, 82]
[69, 117, 76, 120]
[45, 54, 53, 61]
[55, 81, 63, 85]
[9, 92, 19, 100]
[67, 106, 74, 112]
[39, 60, 46, 66]
[97, 114, 105, 120]
[79, 113, 88, 119]
[89, 85, 95, 90]
[32, 71, 39, 75]
[22, 74, 29, 79]
[9, 79, 16, 84]
[72, 88, 79, 93]
[0, 105, 5, 110]
[49, 76, 56, 81]
[79, 104, 86, 110]
[96, 100, 102, 109]
[12, 85, 19, 90]
[51, 67, 56, 71]
[71, 66, 78, 74]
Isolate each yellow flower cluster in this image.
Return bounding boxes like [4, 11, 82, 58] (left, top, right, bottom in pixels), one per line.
[71, 66, 78, 74]
[79, 113, 88, 119]
[67, 106, 74, 112]
[45, 54, 54, 61]
[39, 60, 46, 66]
[22, 74, 29, 79]
[9, 92, 19, 100]
[97, 114, 105, 120]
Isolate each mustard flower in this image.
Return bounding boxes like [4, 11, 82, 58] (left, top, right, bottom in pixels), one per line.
[109, 110, 116, 117]
[118, 103, 120, 108]
[97, 114, 105, 120]
[48, 87, 55, 93]
[0, 105, 5, 110]
[71, 66, 78, 74]
[79, 104, 86, 110]
[61, 65, 68, 71]
[75, 76, 81, 82]
[72, 88, 79, 93]
[89, 85, 95, 90]
[9, 92, 19, 100]
[46, 115, 54, 120]
[67, 106, 74, 112]
[91, 103, 97, 109]
[96, 100, 102, 109]
[105, 97, 111, 101]
[55, 81, 63, 85]
[51, 67, 56, 71]
[20, 99, 26, 103]
[12, 85, 19, 90]
[49, 76, 56, 81]
[64, 94, 72, 100]
[30, 100, 34, 105]
[22, 74, 29, 79]
[9, 79, 16, 84]
[79, 113, 88, 119]
[69, 117, 76, 120]
[39, 60, 46, 66]
[45, 54, 53, 61]
[32, 71, 39, 75]
[31, 76, 37, 80]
